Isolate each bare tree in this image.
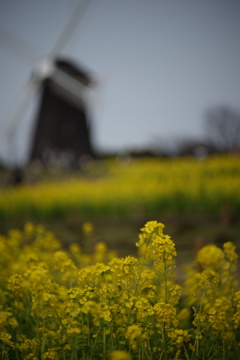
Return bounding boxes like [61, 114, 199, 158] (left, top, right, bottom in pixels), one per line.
[204, 105, 240, 153]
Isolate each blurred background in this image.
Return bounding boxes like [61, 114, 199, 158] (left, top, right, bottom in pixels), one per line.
[0, 0, 240, 265]
[1, 0, 240, 167]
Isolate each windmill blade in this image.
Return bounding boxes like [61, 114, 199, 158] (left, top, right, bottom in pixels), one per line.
[3, 80, 38, 140]
[49, 0, 92, 58]
[2, 57, 56, 142]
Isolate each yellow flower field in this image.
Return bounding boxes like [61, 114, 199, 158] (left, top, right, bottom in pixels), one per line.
[0, 155, 239, 220]
[0, 221, 239, 359]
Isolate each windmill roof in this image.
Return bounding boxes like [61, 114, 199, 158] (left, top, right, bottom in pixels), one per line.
[55, 57, 93, 86]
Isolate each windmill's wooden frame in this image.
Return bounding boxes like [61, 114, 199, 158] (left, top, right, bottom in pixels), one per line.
[29, 58, 95, 164]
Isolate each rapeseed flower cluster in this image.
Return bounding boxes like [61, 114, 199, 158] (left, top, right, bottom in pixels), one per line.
[0, 221, 239, 359]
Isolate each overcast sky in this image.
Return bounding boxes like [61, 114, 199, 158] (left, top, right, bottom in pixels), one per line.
[1, 0, 240, 165]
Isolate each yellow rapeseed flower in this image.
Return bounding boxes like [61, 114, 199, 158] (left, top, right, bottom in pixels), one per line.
[82, 221, 94, 236]
[196, 244, 225, 271]
[125, 324, 147, 351]
[169, 328, 190, 347]
[223, 241, 238, 263]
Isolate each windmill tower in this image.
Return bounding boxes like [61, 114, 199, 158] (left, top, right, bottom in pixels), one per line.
[2, 0, 96, 168]
[29, 57, 95, 164]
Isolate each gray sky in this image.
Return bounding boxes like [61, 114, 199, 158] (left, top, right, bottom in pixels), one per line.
[1, 0, 240, 165]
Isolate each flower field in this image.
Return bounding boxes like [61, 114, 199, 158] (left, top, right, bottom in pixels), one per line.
[0, 221, 239, 359]
[0, 155, 239, 359]
[0, 155, 240, 221]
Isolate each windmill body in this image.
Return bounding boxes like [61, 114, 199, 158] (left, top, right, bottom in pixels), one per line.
[29, 57, 95, 166]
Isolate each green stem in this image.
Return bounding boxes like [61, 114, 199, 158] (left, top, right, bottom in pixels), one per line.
[222, 339, 226, 360]
[135, 236, 152, 294]
[191, 289, 206, 360]
[88, 334, 99, 360]
[183, 344, 190, 360]
[126, 236, 152, 326]
[162, 325, 168, 360]
[163, 254, 168, 303]
[103, 326, 106, 360]
[146, 336, 153, 360]
[40, 316, 46, 356]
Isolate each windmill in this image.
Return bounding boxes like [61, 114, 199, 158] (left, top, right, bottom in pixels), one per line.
[1, 0, 97, 169]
